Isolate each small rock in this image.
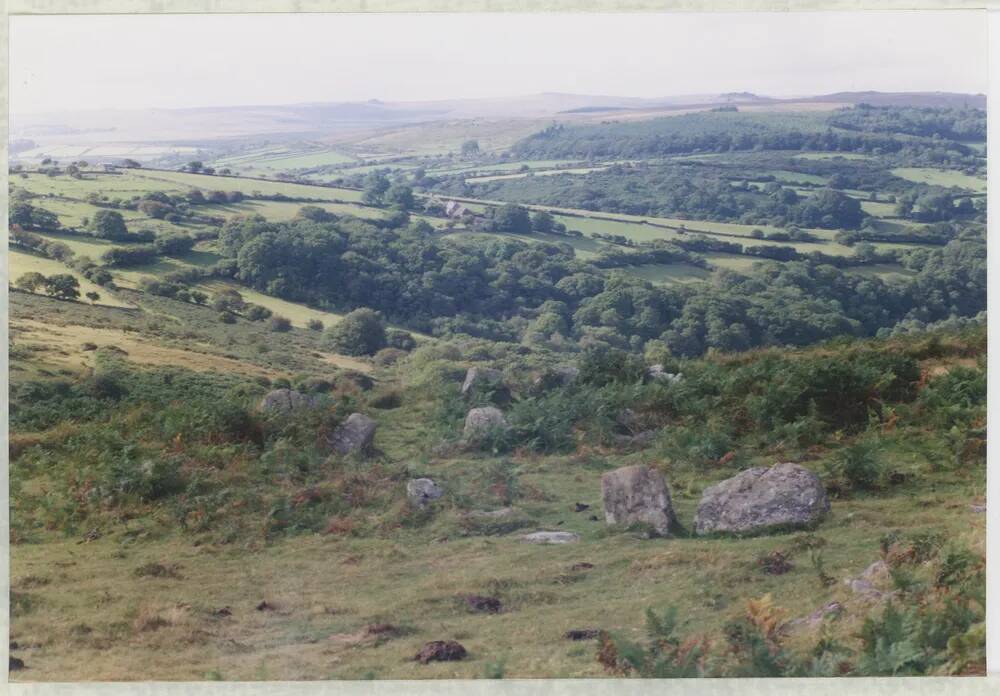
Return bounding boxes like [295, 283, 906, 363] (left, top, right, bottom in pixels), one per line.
[970, 503, 986, 514]
[465, 595, 502, 613]
[588, 515, 599, 522]
[255, 601, 274, 611]
[646, 365, 683, 384]
[601, 465, 677, 536]
[574, 502, 590, 512]
[810, 601, 844, 623]
[564, 628, 601, 641]
[845, 560, 895, 601]
[465, 506, 516, 519]
[463, 406, 508, 440]
[521, 531, 580, 544]
[212, 606, 233, 617]
[258, 388, 317, 413]
[694, 463, 830, 536]
[570, 562, 594, 571]
[407, 478, 443, 507]
[786, 601, 844, 631]
[9, 656, 25, 671]
[328, 413, 377, 457]
[414, 640, 467, 664]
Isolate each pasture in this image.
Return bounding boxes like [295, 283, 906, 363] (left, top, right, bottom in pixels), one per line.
[9, 249, 135, 308]
[891, 167, 987, 192]
[612, 262, 711, 285]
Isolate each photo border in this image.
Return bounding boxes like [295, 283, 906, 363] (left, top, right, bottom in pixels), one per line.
[2, 2, 997, 694]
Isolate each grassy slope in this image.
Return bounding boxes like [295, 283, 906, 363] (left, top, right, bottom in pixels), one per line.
[9, 290, 987, 679]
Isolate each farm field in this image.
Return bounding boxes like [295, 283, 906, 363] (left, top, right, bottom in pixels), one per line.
[844, 263, 918, 280]
[465, 166, 608, 184]
[214, 147, 356, 172]
[890, 167, 987, 192]
[793, 152, 872, 161]
[611, 262, 711, 285]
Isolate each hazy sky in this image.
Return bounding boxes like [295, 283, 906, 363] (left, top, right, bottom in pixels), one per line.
[10, 11, 988, 114]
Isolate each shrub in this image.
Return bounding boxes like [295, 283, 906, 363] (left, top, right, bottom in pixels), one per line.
[306, 318, 324, 331]
[101, 245, 158, 267]
[89, 209, 129, 239]
[269, 316, 292, 332]
[245, 304, 273, 321]
[373, 347, 407, 367]
[578, 347, 646, 387]
[386, 328, 416, 351]
[823, 437, 889, 492]
[325, 308, 387, 356]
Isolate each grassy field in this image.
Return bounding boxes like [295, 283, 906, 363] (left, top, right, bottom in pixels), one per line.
[702, 253, 769, 272]
[213, 146, 356, 172]
[14, 169, 364, 204]
[130, 170, 366, 202]
[610, 263, 711, 285]
[9, 250, 135, 308]
[465, 166, 609, 184]
[859, 200, 899, 217]
[891, 167, 987, 192]
[197, 280, 347, 330]
[793, 152, 872, 161]
[10, 473, 984, 680]
[844, 263, 918, 280]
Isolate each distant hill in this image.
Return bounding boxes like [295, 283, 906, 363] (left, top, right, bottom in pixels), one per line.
[802, 91, 986, 109]
[11, 90, 985, 164]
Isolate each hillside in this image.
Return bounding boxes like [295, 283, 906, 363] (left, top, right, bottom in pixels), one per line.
[8, 101, 987, 681]
[8, 286, 986, 679]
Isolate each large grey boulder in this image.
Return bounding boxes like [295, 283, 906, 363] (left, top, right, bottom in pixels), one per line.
[694, 463, 829, 536]
[601, 465, 677, 535]
[532, 365, 579, 392]
[463, 407, 508, 440]
[407, 478, 443, 507]
[461, 367, 511, 404]
[258, 388, 317, 413]
[328, 413, 377, 457]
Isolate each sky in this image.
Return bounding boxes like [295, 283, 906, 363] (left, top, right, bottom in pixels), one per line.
[10, 11, 988, 115]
